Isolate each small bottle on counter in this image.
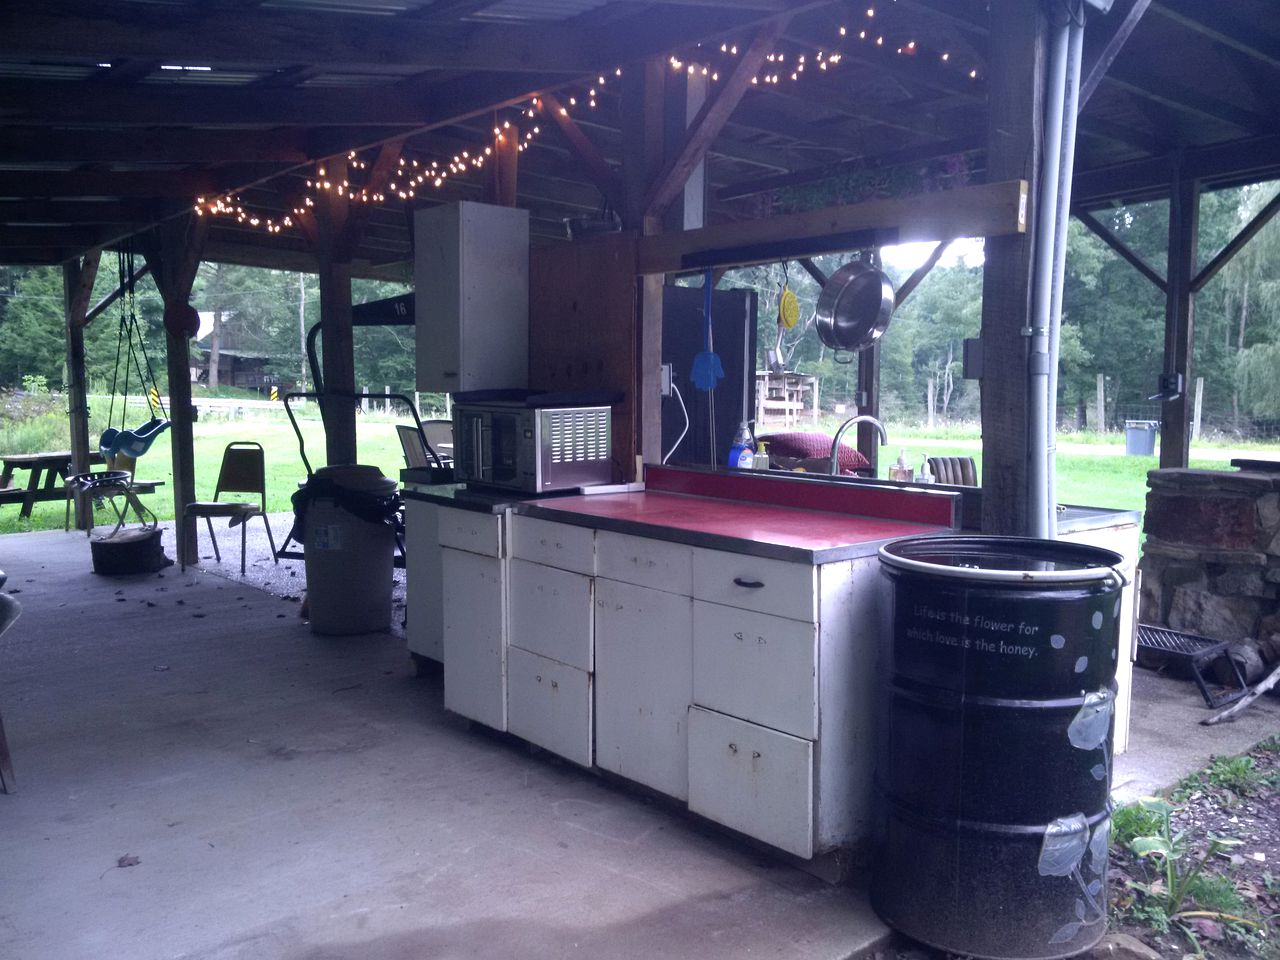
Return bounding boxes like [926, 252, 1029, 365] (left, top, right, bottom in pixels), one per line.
[918, 454, 934, 484]
[889, 449, 913, 482]
[752, 442, 770, 471]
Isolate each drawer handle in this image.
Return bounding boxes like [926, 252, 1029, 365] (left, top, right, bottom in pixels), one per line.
[728, 742, 738, 754]
[733, 577, 765, 589]
[752, 751, 761, 760]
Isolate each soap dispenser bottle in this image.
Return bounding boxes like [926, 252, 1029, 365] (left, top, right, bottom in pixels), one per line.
[890, 450, 911, 482]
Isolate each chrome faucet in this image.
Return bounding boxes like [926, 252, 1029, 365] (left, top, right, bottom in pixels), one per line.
[829, 415, 888, 475]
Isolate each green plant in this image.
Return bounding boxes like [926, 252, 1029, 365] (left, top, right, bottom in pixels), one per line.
[1125, 796, 1257, 950]
[1175, 754, 1277, 802]
[1112, 801, 1165, 848]
[1185, 872, 1246, 914]
[1129, 797, 1241, 915]
[20, 373, 48, 394]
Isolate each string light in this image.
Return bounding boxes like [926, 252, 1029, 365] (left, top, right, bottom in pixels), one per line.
[193, 8, 985, 235]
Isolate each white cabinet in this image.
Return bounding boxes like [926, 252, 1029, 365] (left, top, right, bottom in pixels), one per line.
[509, 559, 594, 671]
[414, 201, 529, 393]
[404, 498, 443, 662]
[594, 578, 693, 800]
[442, 547, 508, 731]
[507, 647, 593, 767]
[688, 706, 815, 859]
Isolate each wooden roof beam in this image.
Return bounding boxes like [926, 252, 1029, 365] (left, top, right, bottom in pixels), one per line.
[1151, 0, 1280, 71]
[1101, 61, 1271, 133]
[0, 128, 312, 165]
[540, 93, 623, 209]
[1079, 0, 1152, 109]
[3, 2, 790, 78]
[0, 166, 282, 199]
[643, 18, 793, 221]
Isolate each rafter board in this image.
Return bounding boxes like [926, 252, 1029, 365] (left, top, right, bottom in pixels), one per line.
[637, 178, 1027, 273]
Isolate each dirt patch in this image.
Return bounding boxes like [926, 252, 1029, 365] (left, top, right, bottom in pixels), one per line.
[1109, 737, 1280, 960]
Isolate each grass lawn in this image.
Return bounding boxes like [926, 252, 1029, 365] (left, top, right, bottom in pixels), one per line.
[0, 410, 1259, 533]
[0, 414, 406, 535]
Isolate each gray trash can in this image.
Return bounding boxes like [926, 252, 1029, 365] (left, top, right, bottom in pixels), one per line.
[302, 464, 398, 635]
[1124, 420, 1158, 456]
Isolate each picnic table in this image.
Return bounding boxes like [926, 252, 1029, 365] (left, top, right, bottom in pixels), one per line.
[0, 451, 104, 518]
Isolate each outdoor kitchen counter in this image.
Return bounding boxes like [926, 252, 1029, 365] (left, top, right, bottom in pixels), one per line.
[515, 463, 960, 563]
[514, 491, 953, 564]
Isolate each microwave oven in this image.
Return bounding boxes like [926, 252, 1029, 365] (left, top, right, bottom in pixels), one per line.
[452, 396, 614, 493]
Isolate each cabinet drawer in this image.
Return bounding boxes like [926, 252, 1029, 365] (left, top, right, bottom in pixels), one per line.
[441, 548, 506, 731]
[691, 549, 816, 623]
[438, 506, 503, 557]
[509, 559, 594, 671]
[688, 707, 814, 859]
[596, 530, 692, 595]
[507, 647, 593, 767]
[510, 515, 595, 575]
[692, 602, 817, 740]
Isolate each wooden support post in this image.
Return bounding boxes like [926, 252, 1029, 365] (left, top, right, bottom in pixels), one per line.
[139, 215, 208, 567]
[979, 0, 1047, 535]
[62, 250, 100, 529]
[485, 117, 519, 207]
[622, 59, 668, 468]
[317, 254, 356, 464]
[1161, 170, 1199, 468]
[857, 344, 881, 474]
[300, 156, 358, 465]
[621, 59, 666, 234]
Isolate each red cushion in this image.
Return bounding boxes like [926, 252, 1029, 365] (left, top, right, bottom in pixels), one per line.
[758, 432, 871, 474]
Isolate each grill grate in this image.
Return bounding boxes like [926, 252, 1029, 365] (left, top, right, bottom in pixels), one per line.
[1136, 623, 1247, 709]
[1136, 623, 1221, 656]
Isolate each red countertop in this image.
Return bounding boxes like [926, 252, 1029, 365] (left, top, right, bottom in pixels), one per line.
[527, 491, 947, 553]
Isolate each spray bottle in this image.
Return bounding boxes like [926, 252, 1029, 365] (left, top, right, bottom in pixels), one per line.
[727, 420, 755, 469]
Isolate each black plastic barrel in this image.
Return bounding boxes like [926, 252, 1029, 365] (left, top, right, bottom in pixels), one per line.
[873, 536, 1126, 960]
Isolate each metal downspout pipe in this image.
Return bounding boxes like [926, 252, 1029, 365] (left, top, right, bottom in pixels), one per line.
[1046, 10, 1086, 527]
[1028, 1, 1086, 539]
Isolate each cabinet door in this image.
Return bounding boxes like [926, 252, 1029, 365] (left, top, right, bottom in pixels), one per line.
[507, 647, 592, 767]
[595, 579, 693, 800]
[692, 601, 818, 739]
[508, 559, 594, 671]
[688, 706, 814, 859]
[442, 548, 507, 730]
[405, 500, 442, 661]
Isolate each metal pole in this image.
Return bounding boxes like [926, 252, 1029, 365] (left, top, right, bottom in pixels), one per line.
[1045, 5, 1086, 531]
[1028, 14, 1071, 539]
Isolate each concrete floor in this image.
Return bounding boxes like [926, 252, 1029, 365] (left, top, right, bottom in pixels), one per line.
[0, 527, 887, 960]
